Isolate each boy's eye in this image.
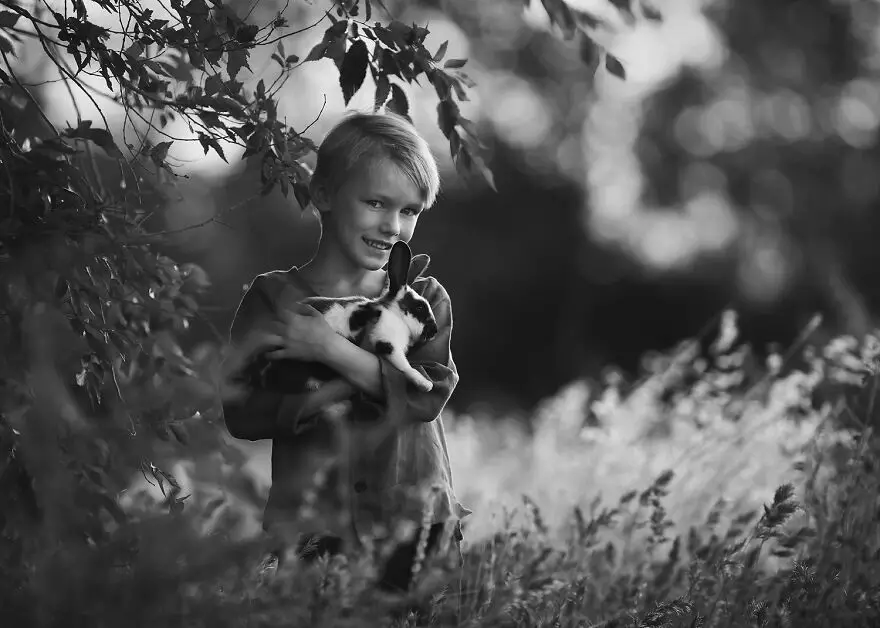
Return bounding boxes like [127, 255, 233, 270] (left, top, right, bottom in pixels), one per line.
[366, 200, 383, 208]
[402, 207, 421, 217]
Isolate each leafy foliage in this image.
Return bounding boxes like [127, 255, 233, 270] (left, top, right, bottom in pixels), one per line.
[536, 0, 664, 79]
[0, 0, 671, 623]
[0, 0, 507, 605]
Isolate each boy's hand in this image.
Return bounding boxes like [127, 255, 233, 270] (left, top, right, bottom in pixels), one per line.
[279, 378, 356, 435]
[264, 303, 338, 363]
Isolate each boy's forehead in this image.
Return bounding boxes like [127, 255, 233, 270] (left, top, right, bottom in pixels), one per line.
[349, 156, 425, 204]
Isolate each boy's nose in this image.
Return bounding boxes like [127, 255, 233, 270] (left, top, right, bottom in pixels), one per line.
[380, 214, 400, 236]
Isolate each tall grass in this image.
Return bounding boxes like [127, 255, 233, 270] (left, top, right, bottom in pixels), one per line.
[8, 314, 880, 627]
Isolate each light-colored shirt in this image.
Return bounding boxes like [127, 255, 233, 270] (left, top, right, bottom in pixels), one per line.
[223, 265, 470, 542]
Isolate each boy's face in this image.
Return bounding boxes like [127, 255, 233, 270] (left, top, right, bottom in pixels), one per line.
[315, 155, 426, 272]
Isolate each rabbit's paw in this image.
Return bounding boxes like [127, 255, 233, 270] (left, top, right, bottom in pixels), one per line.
[406, 371, 433, 392]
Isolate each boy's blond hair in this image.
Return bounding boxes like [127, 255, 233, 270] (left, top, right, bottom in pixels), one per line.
[310, 111, 441, 209]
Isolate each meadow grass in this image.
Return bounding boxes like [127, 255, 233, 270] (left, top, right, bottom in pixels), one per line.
[9, 315, 880, 627]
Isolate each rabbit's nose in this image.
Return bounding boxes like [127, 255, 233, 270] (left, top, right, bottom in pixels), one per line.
[423, 320, 439, 341]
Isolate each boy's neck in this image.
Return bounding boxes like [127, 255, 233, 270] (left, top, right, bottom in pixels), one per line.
[300, 245, 385, 298]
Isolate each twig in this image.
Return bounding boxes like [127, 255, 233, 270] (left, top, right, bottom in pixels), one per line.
[300, 94, 327, 136]
[0, 0, 57, 30]
[38, 25, 113, 134]
[0, 110, 15, 219]
[6, 24, 62, 45]
[0, 47, 57, 135]
[139, 194, 260, 240]
[59, 51, 108, 200]
[253, 12, 331, 49]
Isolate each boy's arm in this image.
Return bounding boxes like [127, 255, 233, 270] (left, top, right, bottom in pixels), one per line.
[222, 276, 355, 441]
[224, 376, 355, 440]
[321, 277, 458, 424]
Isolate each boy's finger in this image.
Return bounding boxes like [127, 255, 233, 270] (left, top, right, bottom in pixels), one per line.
[244, 331, 283, 351]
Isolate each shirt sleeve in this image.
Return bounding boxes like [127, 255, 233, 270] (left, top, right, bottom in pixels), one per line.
[369, 277, 459, 424]
[222, 275, 330, 441]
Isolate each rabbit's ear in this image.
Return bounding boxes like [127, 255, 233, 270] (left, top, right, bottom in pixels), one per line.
[387, 241, 412, 295]
[407, 253, 431, 285]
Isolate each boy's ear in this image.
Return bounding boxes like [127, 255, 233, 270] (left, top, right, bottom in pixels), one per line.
[407, 253, 431, 285]
[310, 182, 331, 213]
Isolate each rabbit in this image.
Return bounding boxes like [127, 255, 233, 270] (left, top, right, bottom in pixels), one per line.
[249, 241, 439, 394]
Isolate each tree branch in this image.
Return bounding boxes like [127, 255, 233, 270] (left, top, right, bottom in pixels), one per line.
[0, 47, 56, 135]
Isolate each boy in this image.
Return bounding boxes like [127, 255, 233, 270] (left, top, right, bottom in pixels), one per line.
[223, 111, 469, 592]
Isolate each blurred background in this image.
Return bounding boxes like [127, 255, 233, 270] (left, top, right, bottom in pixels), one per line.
[22, 0, 880, 414]
[14, 0, 880, 540]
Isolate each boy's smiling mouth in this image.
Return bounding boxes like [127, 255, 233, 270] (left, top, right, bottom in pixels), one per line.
[363, 237, 393, 251]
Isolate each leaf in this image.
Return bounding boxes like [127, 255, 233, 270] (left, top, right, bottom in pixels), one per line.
[328, 19, 349, 38]
[443, 58, 467, 69]
[203, 33, 224, 65]
[64, 123, 123, 158]
[431, 71, 451, 100]
[373, 25, 397, 50]
[293, 181, 311, 211]
[374, 73, 390, 111]
[0, 11, 20, 28]
[305, 40, 329, 62]
[123, 41, 143, 59]
[0, 32, 14, 55]
[235, 23, 259, 44]
[380, 48, 401, 77]
[437, 99, 459, 137]
[150, 141, 172, 166]
[387, 83, 409, 120]
[204, 73, 223, 97]
[387, 20, 411, 47]
[340, 39, 369, 105]
[433, 40, 448, 63]
[199, 134, 228, 162]
[326, 34, 347, 71]
[457, 142, 496, 193]
[411, 25, 429, 45]
[185, 0, 210, 15]
[226, 47, 250, 80]
[198, 111, 221, 129]
[605, 53, 626, 79]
